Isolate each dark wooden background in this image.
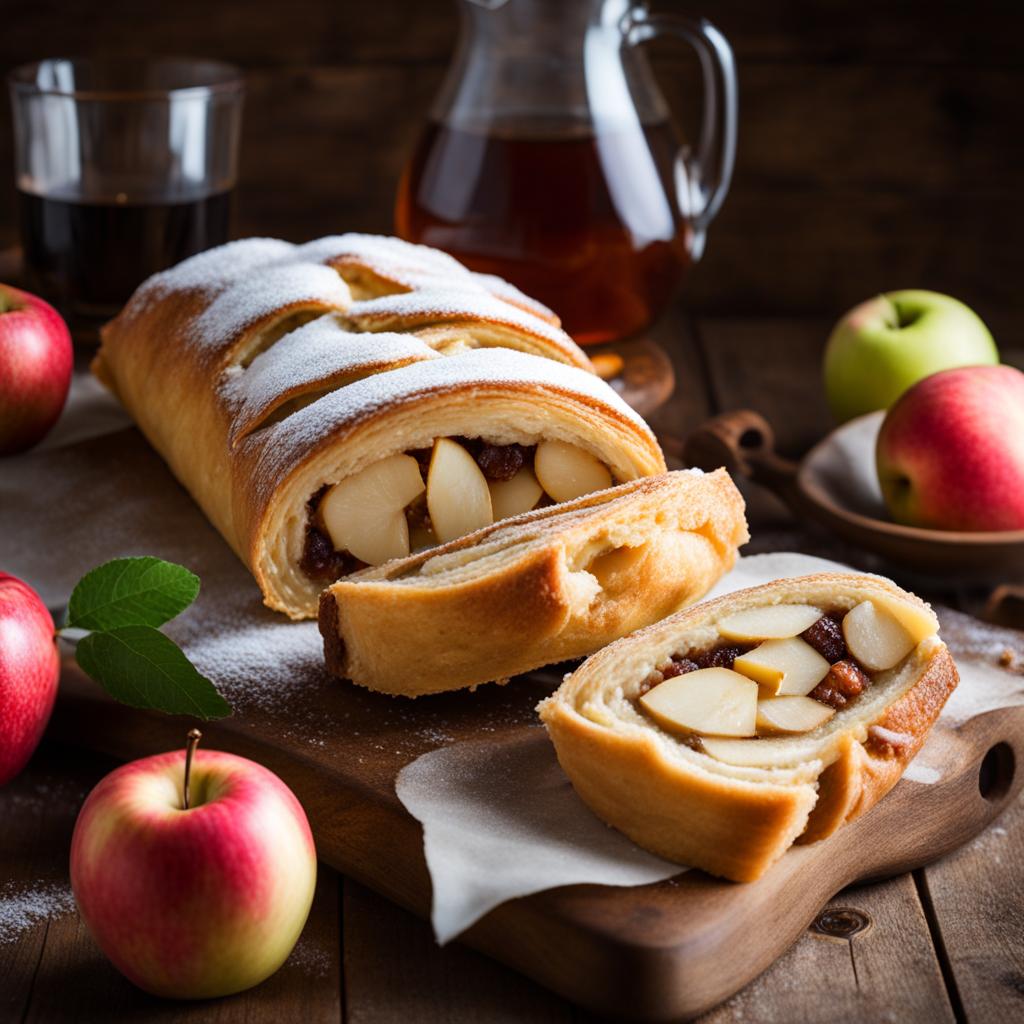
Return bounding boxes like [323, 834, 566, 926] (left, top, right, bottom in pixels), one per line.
[1, 0, 1020, 339]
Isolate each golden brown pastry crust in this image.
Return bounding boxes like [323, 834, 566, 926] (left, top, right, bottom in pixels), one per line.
[318, 470, 749, 696]
[93, 235, 665, 618]
[538, 573, 958, 882]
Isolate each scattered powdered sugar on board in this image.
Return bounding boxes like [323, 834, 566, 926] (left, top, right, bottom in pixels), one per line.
[937, 606, 1024, 664]
[2, 772, 92, 817]
[902, 760, 942, 785]
[0, 881, 76, 945]
[0, 431, 332, 735]
[286, 936, 333, 979]
[966, 823, 1009, 863]
[932, 607, 1024, 725]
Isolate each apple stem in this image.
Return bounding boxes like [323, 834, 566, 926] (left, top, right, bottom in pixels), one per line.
[183, 728, 202, 810]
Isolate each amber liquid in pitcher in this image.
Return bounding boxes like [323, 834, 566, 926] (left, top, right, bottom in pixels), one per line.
[395, 117, 690, 345]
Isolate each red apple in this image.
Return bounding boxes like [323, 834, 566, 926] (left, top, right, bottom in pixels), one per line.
[70, 739, 317, 999]
[0, 284, 73, 455]
[0, 573, 60, 784]
[876, 364, 1024, 531]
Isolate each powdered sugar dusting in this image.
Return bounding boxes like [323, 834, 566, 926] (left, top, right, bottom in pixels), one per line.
[903, 760, 942, 784]
[295, 233, 469, 279]
[0, 881, 76, 945]
[347, 289, 572, 348]
[191, 263, 351, 350]
[470, 272, 559, 321]
[938, 607, 1024, 665]
[223, 315, 438, 424]
[114, 233, 593, 438]
[247, 347, 654, 483]
[134, 237, 296, 306]
[286, 935, 333, 979]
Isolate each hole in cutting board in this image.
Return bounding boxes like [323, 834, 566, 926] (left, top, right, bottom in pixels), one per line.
[811, 907, 872, 940]
[978, 742, 1014, 802]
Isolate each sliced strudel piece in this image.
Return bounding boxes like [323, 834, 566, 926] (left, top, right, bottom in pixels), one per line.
[319, 470, 748, 696]
[539, 573, 958, 882]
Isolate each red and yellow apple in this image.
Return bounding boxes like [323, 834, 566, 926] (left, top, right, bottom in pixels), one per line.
[70, 743, 317, 999]
[876, 364, 1024, 532]
[823, 290, 998, 422]
[0, 572, 60, 784]
[0, 284, 73, 455]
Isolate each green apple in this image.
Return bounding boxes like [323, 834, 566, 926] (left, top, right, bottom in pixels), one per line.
[823, 290, 998, 422]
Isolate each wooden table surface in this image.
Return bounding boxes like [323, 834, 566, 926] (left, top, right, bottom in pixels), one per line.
[3, 310, 1023, 1023]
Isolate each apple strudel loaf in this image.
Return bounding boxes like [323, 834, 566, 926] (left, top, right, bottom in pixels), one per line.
[319, 470, 749, 696]
[538, 573, 958, 882]
[93, 235, 666, 618]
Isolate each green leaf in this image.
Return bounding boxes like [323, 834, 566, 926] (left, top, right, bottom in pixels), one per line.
[65, 557, 200, 631]
[75, 626, 231, 721]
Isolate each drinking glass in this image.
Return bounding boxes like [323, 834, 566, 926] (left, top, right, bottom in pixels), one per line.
[8, 57, 244, 334]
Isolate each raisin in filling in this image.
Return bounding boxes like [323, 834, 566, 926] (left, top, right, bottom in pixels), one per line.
[660, 657, 700, 680]
[809, 659, 870, 709]
[300, 526, 365, 580]
[801, 613, 847, 662]
[694, 644, 751, 671]
[476, 442, 529, 481]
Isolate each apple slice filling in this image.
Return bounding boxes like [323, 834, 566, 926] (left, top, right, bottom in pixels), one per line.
[636, 600, 937, 753]
[300, 436, 615, 579]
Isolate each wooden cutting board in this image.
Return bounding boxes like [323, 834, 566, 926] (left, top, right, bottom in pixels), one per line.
[47, 654, 1023, 1021]
[7, 429, 1024, 1021]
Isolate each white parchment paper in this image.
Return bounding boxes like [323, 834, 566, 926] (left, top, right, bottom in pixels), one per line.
[396, 551, 1024, 943]
[396, 735, 683, 944]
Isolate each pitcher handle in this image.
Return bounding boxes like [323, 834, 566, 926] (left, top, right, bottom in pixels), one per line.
[621, 8, 738, 261]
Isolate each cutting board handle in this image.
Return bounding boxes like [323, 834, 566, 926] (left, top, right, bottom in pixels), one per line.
[684, 409, 801, 507]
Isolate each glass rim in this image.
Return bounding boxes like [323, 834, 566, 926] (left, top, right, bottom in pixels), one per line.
[8, 56, 245, 102]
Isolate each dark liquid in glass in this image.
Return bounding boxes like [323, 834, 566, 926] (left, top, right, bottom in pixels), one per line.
[17, 187, 233, 329]
[396, 118, 689, 345]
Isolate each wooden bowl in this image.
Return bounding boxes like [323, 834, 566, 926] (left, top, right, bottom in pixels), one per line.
[685, 409, 1024, 579]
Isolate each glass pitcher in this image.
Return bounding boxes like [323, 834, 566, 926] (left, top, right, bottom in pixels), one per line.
[395, 0, 736, 345]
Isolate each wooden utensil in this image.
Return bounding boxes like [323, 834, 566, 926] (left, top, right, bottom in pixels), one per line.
[685, 409, 1024, 578]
